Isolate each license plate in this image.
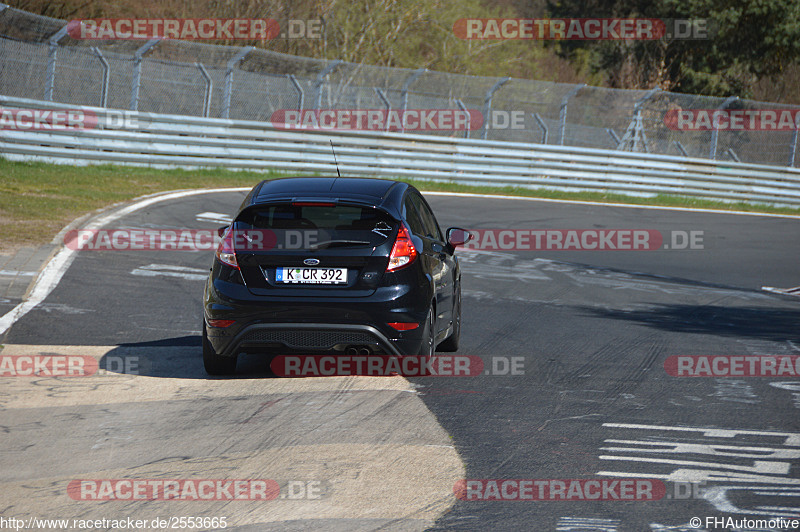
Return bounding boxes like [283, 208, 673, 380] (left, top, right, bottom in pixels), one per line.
[276, 267, 347, 284]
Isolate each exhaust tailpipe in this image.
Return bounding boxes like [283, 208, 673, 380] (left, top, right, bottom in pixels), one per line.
[358, 346, 372, 357]
[346, 346, 359, 356]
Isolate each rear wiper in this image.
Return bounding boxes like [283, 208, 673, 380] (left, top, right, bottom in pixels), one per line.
[309, 239, 371, 250]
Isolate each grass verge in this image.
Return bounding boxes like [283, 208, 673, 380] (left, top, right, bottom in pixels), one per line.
[2, 158, 800, 252]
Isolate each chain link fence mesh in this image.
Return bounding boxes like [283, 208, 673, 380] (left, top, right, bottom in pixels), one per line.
[2, 5, 800, 167]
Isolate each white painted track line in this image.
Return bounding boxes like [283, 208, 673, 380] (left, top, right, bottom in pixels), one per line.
[0, 188, 250, 337]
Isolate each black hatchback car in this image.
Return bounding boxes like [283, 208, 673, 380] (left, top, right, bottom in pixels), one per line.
[202, 177, 472, 374]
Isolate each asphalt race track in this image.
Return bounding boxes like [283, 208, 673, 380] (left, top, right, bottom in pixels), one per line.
[1, 190, 800, 531]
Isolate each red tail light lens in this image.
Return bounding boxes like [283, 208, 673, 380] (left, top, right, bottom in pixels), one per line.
[207, 319, 235, 328]
[388, 322, 419, 331]
[215, 226, 239, 269]
[387, 223, 418, 272]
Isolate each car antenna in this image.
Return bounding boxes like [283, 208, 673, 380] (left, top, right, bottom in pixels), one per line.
[330, 140, 341, 179]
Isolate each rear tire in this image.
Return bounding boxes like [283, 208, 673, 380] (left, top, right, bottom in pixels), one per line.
[203, 323, 237, 375]
[416, 305, 436, 360]
[437, 285, 461, 352]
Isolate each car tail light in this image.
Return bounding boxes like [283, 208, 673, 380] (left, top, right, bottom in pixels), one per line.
[215, 226, 239, 269]
[386, 223, 418, 271]
[388, 322, 419, 331]
[207, 319, 235, 328]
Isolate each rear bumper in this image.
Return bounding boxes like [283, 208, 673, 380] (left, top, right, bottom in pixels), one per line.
[210, 322, 405, 358]
[204, 276, 431, 358]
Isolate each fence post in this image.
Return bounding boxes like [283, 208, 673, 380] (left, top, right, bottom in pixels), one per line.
[709, 96, 738, 159]
[314, 60, 342, 109]
[606, 128, 620, 146]
[617, 87, 660, 152]
[400, 68, 426, 133]
[789, 128, 798, 167]
[559, 84, 585, 145]
[129, 39, 160, 111]
[196, 63, 212, 118]
[222, 46, 253, 119]
[44, 25, 69, 101]
[374, 88, 391, 131]
[456, 99, 470, 139]
[287, 74, 304, 112]
[92, 47, 110, 108]
[532, 113, 548, 144]
[636, 88, 660, 153]
[673, 140, 688, 157]
[481, 77, 510, 140]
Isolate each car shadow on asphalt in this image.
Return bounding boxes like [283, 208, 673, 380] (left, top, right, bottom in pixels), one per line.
[98, 336, 280, 379]
[578, 304, 800, 342]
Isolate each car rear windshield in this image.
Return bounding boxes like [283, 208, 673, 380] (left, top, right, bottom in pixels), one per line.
[237, 204, 397, 250]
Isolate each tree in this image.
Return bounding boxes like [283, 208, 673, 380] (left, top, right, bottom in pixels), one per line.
[546, 0, 800, 97]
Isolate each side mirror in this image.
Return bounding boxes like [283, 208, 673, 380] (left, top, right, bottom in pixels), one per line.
[217, 225, 230, 238]
[446, 227, 473, 247]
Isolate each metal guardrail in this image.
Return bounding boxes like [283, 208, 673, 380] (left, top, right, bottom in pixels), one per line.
[3, 95, 800, 207]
